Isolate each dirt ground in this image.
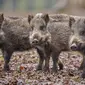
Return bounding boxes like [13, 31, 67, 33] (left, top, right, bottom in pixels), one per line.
[0, 49, 85, 85]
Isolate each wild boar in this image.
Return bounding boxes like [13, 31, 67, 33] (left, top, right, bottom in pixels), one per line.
[29, 13, 70, 72]
[69, 16, 85, 78]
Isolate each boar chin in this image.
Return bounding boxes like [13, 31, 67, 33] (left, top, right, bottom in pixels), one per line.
[78, 43, 85, 53]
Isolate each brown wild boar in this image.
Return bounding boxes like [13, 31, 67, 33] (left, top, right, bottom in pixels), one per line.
[29, 13, 71, 72]
[69, 16, 85, 78]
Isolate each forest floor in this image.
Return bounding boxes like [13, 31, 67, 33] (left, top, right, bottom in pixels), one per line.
[0, 49, 85, 85]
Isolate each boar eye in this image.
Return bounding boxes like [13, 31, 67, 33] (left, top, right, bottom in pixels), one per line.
[80, 31, 85, 36]
[40, 26, 45, 31]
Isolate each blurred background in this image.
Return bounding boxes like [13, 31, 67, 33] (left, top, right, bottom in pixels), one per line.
[0, 0, 85, 16]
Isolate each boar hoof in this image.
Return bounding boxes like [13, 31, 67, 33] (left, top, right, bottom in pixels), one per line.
[36, 65, 42, 70]
[81, 73, 85, 78]
[4, 65, 10, 71]
[78, 65, 83, 70]
[52, 68, 58, 72]
[81, 69, 85, 78]
[78, 67, 83, 70]
[43, 66, 49, 72]
[58, 63, 63, 70]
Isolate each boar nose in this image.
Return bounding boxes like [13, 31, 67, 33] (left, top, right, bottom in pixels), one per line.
[70, 43, 78, 51]
[32, 39, 39, 45]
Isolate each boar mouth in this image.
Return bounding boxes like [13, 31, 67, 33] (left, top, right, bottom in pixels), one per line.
[70, 42, 85, 54]
[78, 43, 85, 53]
[31, 40, 49, 48]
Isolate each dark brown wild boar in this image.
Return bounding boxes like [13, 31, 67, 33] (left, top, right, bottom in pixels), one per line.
[29, 13, 71, 72]
[0, 14, 50, 71]
[69, 16, 85, 78]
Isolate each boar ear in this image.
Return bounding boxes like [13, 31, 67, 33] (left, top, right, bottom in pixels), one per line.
[42, 14, 49, 24]
[69, 17, 75, 27]
[28, 14, 33, 23]
[0, 13, 4, 25]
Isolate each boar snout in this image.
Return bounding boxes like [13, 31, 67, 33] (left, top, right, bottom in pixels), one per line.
[70, 43, 78, 51]
[69, 38, 85, 51]
[32, 39, 39, 45]
[30, 32, 42, 45]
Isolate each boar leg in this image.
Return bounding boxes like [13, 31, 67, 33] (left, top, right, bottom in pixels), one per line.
[43, 44, 51, 72]
[2, 50, 12, 71]
[79, 45, 85, 70]
[79, 56, 84, 70]
[52, 51, 60, 72]
[81, 56, 85, 78]
[44, 56, 50, 71]
[82, 68, 85, 78]
[58, 60, 63, 70]
[35, 46, 45, 70]
[37, 55, 44, 70]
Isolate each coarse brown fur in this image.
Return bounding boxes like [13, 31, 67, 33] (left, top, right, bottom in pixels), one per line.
[69, 16, 85, 78]
[0, 14, 47, 71]
[30, 13, 71, 72]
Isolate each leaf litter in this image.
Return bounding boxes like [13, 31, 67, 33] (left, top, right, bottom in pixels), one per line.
[0, 49, 85, 85]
